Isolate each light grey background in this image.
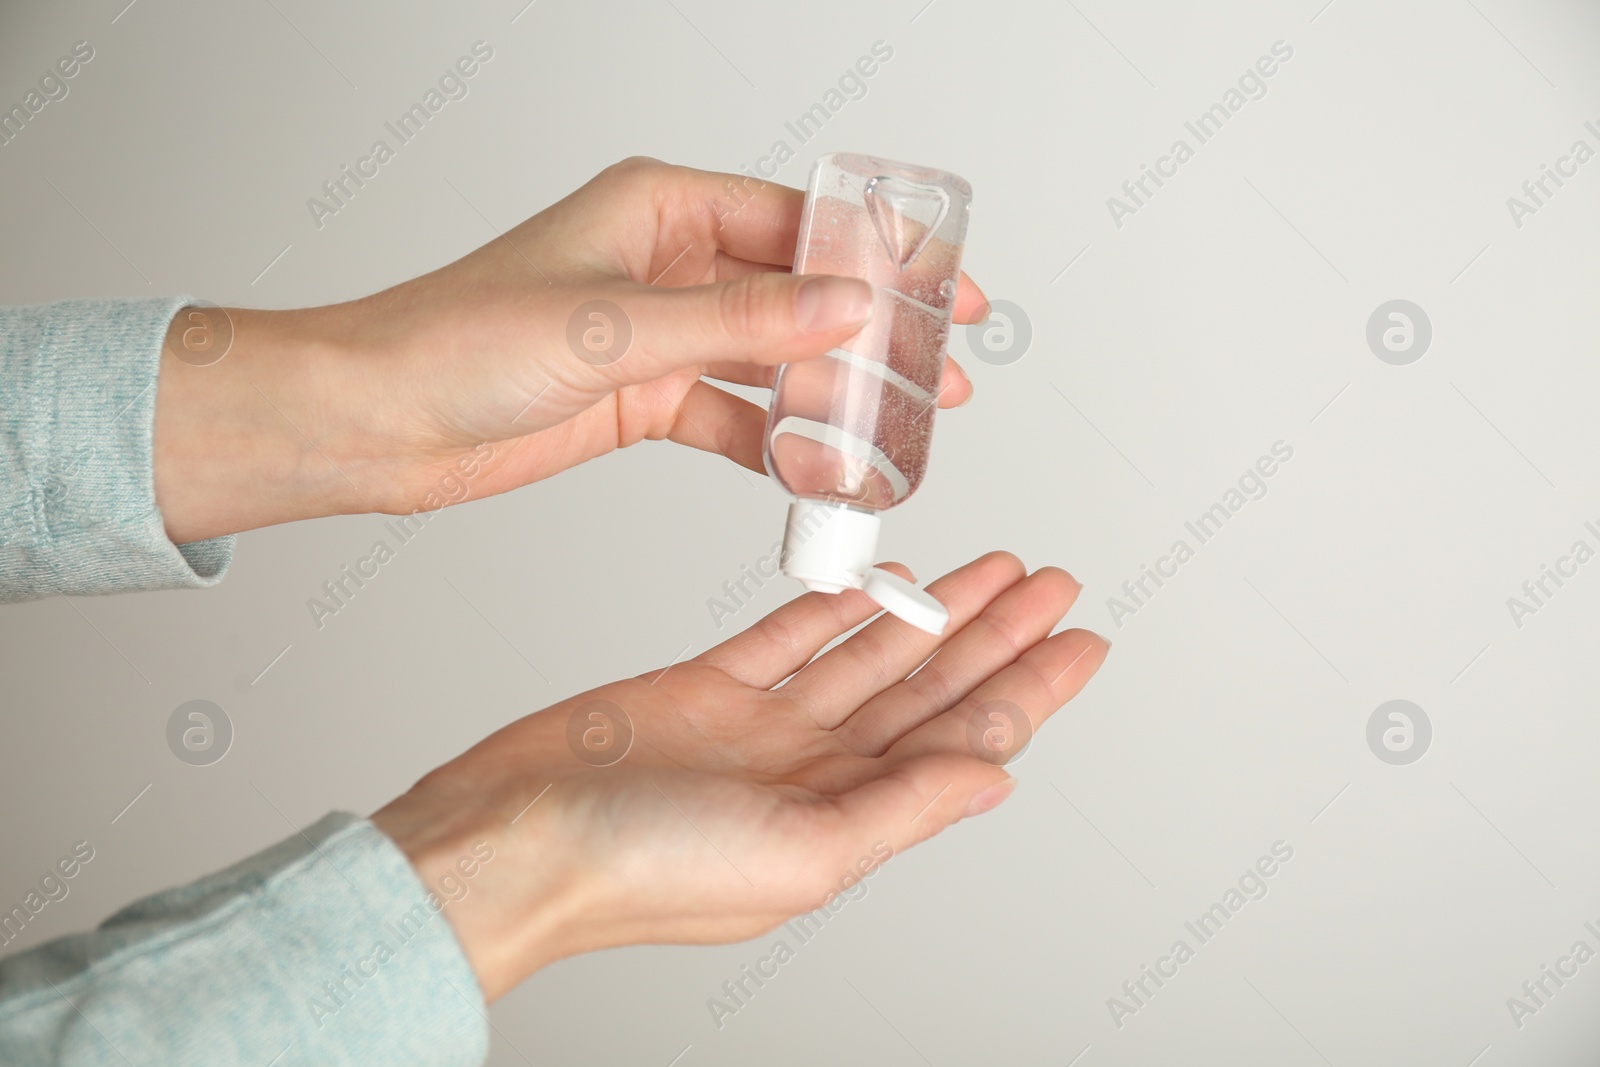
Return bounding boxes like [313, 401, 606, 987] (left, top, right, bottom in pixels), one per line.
[4, 0, 1600, 1063]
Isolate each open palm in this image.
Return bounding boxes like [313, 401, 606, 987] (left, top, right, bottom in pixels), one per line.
[373, 552, 1108, 1000]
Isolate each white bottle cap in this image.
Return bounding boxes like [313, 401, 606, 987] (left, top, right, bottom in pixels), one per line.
[780, 500, 949, 635]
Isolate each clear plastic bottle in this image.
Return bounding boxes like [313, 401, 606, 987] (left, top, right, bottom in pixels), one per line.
[763, 153, 972, 634]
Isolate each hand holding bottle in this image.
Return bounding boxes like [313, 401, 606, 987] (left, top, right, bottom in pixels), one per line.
[151, 157, 990, 544]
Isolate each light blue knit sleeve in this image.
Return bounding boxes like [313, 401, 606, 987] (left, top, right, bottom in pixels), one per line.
[0, 297, 234, 601]
[0, 813, 491, 1067]
[0, 301, 491, 1064]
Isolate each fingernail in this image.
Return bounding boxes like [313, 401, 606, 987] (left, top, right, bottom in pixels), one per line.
[948, 361, 973, 407]
[939, 382, 970, 409]
[874, 561, 916, 583]
[963, 777, 1016, 819]
[972, 300, 992, 322]
[796, 276, 873, 333]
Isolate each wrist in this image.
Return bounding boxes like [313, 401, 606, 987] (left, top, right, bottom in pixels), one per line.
[371, 783, 596, 1002]
[152, 303, 373, 542]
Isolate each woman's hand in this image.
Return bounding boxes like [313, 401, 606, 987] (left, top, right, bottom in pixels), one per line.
[370, 552, 1108, 1001]
[152, 157, 989, 542]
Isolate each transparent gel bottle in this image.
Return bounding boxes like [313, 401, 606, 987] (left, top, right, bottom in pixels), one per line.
[763, 153, 972, 634]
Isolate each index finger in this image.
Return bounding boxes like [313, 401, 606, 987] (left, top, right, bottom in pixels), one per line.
[671, 167, 805, 265]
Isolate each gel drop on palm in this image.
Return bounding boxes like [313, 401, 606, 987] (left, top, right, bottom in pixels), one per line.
[763, 153, 972, 635]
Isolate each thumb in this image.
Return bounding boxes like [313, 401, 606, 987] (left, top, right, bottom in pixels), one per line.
[577, 272, 874, 385]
